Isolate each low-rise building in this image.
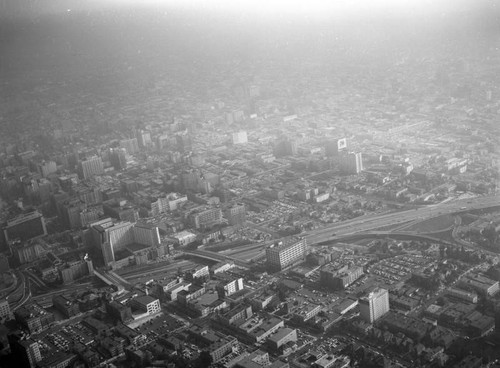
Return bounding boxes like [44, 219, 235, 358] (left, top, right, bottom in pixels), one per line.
[52, 295, 80, 318]
[267, 327, 297, 351]
[128, 295, 161, 315]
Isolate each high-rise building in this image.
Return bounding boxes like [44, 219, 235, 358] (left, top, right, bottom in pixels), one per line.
[266, 238, 308, 271]
[110, 148, 127, 170]
[58, 199, 86, 230]
[274, 138, 298, 157]
[224, 203, 246, 226]
[340, 152, 363, 174]
[284, 139, 298, 156]
[0, 298, 11, 320]
[187, 207, 223, 230]
[176, 133, 192, 153]
[90, 219, 135, 266]
[3, 211, 47, 243]
[73, 183, 102, 205]
[325, 137, 348, 157]
[13, 303, 54, 334]
[37, 160, 57, 178]
[120, 138, 139, 155]
[133, 223, 161, 247]
[181, 170, 200, 192]
[136, 129, 152, 148]
[78, 156, 104, 179]
[10, 241, 46, 264]
[359, 288, 390, 323]
[8, 333, 42, 368]
[58, 256, 94, 284]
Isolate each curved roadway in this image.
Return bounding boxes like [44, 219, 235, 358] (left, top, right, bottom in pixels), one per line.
[223, 195, 500, 261]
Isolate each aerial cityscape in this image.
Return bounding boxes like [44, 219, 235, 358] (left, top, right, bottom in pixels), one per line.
[0, 0, 499, 367]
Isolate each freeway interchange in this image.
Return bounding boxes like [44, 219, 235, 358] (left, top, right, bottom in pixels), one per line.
[7, 195, 499, 307]
[216, 195, 500, 263]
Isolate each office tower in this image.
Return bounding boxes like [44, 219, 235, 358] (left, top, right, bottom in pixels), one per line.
[284, 139, 298, 156]
[74, 183, 102, 205]
[325, 137, 347, 156]
[359, 288, 390, 323]
[176, 133, 192, 153]
[181, 170, 200, 192]
[133, 223, 161, 247]
[156, 134, 170, 150]
[90, 219, 135, 265]
[232, 131, 248, 145]
[37, 160, 57, 177]
[13, 303, 54, 333]
[78, 156, 104, 179]
[3, 211, 47, 243]
[0, 298, 11, 320]
[58, 199, 86, 230]
[224, 203, 246, 226]
[187, 207, 223, 230]
[151, 193, 188, 216]
[136, 129, 152, 148]
[58, 175, 74, 192]
[8, 333, 42, 368]
[340, 152, 363, 174]
[274, 138, 298, 157]
[110, 148, 127, 170]
[266, 238, 308, 271]
[119, 138, 139, 155]
[59, 256, 94, 284]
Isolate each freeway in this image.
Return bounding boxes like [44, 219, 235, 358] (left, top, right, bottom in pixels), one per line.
[14, 196, 497, 299]
[303, 195, 500, 245]
[220, 196, 500, 262]
[118, 259, 195, 284]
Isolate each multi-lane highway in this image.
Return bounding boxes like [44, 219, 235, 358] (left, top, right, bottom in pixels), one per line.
[219, 195, 500, 262]
[304, 195, 500, 245]
[8, 195, 498, 305]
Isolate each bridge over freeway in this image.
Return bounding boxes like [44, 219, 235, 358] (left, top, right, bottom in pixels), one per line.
[94, 270, 131, 291]
[183, 250, 250, 268]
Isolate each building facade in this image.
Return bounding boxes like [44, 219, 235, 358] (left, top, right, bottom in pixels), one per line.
[266, 238, 308, 271]
[359, 288, 390, 323]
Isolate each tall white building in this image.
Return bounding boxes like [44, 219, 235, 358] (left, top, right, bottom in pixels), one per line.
[359, 288, 389, 323]
[232, 131, 248, 145]
[79, 156, 104, 179]
[133, 223, 160, 247]
[91, 219, 163, 265]
[340, 152, 363, 174]
[120, 138, 140, 154]
[90, 219, 135, 265]
[266, 238, 308, 271]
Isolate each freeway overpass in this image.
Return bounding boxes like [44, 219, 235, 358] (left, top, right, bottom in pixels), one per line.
[183, 250, 250, 268]
[94, 270, 130, 291]
[303, 195, 500, 246]
[174, 197, 500, 269]
[212, 196, 500, 262]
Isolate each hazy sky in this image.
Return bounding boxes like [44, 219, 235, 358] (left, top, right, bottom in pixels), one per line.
[0, 0, 498, 20]
[1, 0, 499, 82]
